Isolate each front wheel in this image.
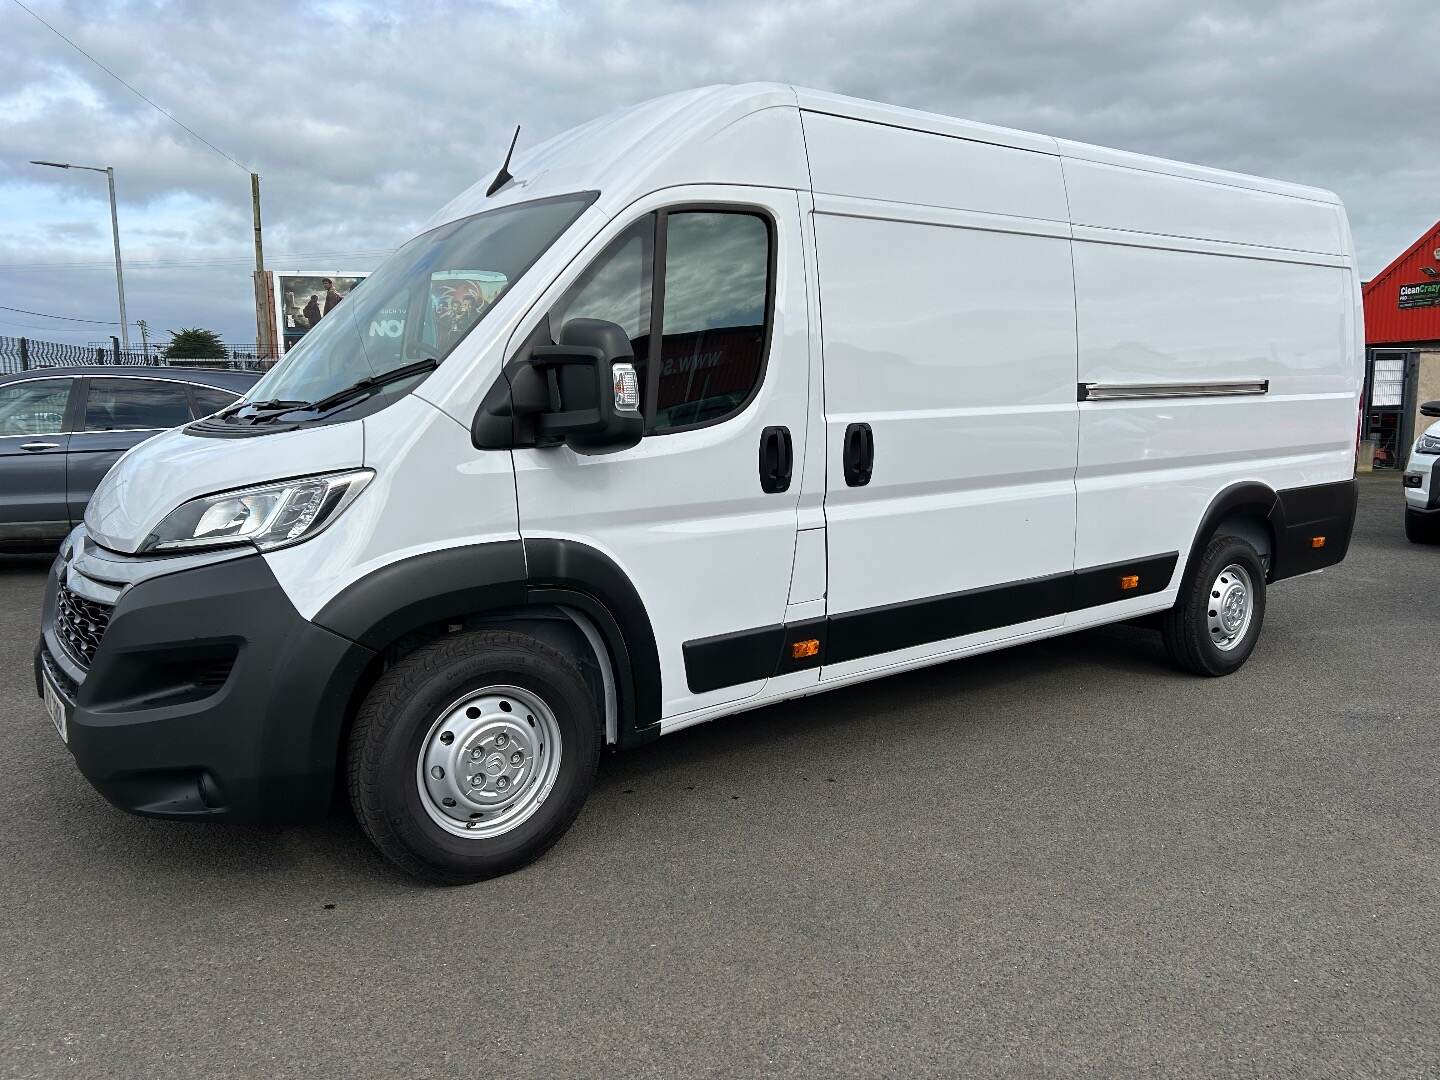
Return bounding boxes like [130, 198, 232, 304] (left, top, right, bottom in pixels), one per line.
[1161, 535, 1267, 677]
[347, 630, 600, 884]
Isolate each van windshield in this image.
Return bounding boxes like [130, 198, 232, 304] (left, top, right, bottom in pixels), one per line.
[243, 193, 595, 413]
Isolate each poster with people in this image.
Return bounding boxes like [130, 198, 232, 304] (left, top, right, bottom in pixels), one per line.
[274, 272, 369, 352]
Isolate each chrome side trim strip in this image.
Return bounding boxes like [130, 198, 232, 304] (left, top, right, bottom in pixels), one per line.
[1078, 380, 1269, 401]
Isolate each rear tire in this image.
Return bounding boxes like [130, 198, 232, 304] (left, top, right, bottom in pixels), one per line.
[1162, 535, 1267, 677]
[1405, 508, 1440, 544]
[347, 630, 600, 885]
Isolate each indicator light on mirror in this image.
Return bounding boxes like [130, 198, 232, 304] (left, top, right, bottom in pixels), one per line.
[791, 639, 820, 660]
[612, 362, 640, 412]
[1119, 574, 1140, 590]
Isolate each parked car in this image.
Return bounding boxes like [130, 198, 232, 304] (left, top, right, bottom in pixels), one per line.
[0, 366, 257, 551]
[36, 85, 1361, 883]
[1403, 400, 1440, 543]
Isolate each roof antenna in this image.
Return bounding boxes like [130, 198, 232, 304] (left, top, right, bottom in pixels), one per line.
[486, 126, 521, 197]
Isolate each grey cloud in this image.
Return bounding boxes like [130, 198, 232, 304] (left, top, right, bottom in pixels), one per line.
[0, 0, 1435, 341]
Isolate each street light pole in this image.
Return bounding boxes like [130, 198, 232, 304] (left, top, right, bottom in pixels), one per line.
[30, 159, 131, 353]
[104, 167, 130, 354]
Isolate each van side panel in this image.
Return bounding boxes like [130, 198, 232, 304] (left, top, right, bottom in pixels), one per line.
[1067, 165, 1360, 580]
[802, 112, 1068, 221]
[804, 111, 1080, 674]
[1062, 156, 1347, 254]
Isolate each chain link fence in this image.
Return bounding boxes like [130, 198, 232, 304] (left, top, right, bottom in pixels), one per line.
[1, 336, 269, 375]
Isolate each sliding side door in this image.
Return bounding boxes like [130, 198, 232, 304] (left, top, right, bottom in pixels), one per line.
[804, 112, 1081, 681]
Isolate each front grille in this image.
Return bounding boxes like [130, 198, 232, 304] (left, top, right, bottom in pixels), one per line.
[56, 582, 113, 669]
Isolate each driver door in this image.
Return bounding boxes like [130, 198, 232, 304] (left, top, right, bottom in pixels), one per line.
[511, 187, 811, 720]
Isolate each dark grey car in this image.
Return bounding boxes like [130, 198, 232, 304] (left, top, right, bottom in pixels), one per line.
[0, 366, 258, 551]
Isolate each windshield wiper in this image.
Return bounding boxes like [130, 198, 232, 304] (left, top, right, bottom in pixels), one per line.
[307, 358, 439, 415]
[222, 398, 312, 424]
[243, 398, 311, 413]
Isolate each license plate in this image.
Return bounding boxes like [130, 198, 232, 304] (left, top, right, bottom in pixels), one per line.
[43, 672, 69, 744]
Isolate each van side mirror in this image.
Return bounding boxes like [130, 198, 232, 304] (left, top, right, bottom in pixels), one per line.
[473, 318, 644, 454]
[1421, 400, 1440, 419]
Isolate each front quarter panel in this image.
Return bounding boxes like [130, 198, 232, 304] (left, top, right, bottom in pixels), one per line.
[85, 421, 365, 553]
[263, 394, 520, 622]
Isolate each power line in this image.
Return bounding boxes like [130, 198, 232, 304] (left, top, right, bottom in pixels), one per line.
[0, 249, 394, 273]
[9, 0, 251, 173]
[0, 316, 111, 335]
[0, 303, 120, 324]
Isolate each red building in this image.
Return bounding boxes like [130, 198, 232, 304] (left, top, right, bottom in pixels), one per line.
[1361, 221, 1440, 468]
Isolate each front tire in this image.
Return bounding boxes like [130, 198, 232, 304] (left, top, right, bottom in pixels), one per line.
[1405, 508, 1440, 544]
[1162, 535, 1267, 677]
[347, 630, 600, 884]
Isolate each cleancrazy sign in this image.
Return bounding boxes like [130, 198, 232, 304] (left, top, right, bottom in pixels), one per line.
[1398, 281, 1440, 309]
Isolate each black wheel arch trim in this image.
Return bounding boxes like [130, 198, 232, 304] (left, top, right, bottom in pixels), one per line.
[524, 538, 662, 748]
[1181, 476, 1358, 587]
[312, 537, 661, 749]
[1179, 481, 1280, 589]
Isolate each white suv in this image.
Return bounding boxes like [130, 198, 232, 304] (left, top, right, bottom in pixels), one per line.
[1404, 401, 1440, 543]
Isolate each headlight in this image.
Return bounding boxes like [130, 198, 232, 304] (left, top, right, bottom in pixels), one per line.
[141, 470, 373, 553]
[1418, 433, 1440, 455]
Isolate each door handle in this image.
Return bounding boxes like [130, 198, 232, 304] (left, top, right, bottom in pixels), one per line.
[759, 425, 793, 494]
[20, 441, 60, 452]
[842, 423, 873, 486]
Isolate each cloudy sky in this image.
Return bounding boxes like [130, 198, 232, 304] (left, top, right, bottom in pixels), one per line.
[1, 0, 1436, 346]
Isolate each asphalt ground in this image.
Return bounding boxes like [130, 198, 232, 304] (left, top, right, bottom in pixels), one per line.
[1, 473, 1436, 1078]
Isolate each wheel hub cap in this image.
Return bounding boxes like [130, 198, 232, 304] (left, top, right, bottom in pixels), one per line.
[417, 685, 563, 839]
[1206, 563, 1255, 652]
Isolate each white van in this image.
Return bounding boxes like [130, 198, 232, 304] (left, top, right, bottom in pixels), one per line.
[1403, 401, 1440, 542]
[36, 85, 1362, 882]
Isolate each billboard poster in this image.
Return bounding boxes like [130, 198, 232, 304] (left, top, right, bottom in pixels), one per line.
[273, 272, 369, 352]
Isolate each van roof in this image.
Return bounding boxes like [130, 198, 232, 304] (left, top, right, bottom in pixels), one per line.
[429, 82, 1340, 229]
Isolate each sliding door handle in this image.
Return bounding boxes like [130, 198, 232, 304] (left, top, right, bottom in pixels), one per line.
[843, 423, 873, 487]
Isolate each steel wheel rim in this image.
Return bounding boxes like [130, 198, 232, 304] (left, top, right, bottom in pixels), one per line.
[416, 684, 563, 839]
[1206, 563, 1254, 652]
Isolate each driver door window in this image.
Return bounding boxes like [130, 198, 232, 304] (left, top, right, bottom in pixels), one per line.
[548, 216, 654, 389]
[543, 208, 772, 434]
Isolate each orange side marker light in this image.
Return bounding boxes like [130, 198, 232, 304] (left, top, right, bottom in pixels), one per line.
[791, 639, 820, 660]
[1311, 536, 1326, 549]
[1119, 575, 1140, 590]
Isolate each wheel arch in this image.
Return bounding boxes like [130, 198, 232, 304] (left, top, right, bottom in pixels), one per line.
[1181, 481, 1280, 590]
[311, 539, 662, 763]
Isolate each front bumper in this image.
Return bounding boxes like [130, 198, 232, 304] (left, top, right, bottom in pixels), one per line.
[36, 548, 374, 823]
[1403, 452, 1440, 513]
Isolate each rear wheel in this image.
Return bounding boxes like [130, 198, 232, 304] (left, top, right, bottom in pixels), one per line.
[1405, 508, 1440, 544]
[1162, 535, 1267, 677]
[347, 630, 600, 884]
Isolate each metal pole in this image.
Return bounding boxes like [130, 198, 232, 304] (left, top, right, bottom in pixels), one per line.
[137, 319, 150, 358]
[105, 167, 130, 353]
